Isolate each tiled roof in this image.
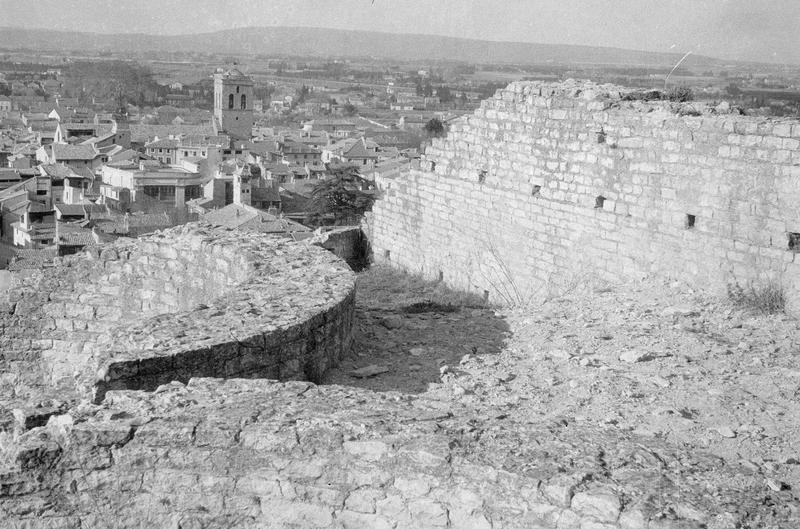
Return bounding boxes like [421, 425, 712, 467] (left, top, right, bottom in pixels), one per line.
[62, 122, 95, 131]
[310, 118, 356, 127]
[0, 176, 41, 201]
[242, 215, 310, 234]
[109, 149, 141, 163]
[24, 113, 51, 121]
[51, 143, 100, 161]
[73, 166, 95, 180]
[57, 226, 96, 246]
[40, 163, 77, 178]
[55, 203, 86, 217]
[7, 248, 58, 270]
[29, 120, 59, 132]
[343, 138, 379, 159]
[0, 168, 21, 181]
[221, 68, 249, 80]
[202, 204, 308, 235]
[130, 124, 215, 144]
[146, 138, 181, 149]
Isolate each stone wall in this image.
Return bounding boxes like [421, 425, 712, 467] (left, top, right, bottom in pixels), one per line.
[309, 226, 371, 271]
[0, 224, 355, 409]
[368, 81, 800, 311]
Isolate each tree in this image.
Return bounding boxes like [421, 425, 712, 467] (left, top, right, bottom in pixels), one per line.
[415, 79, 433, 97]
[726, 83, 742, 98]
[424, 117, 446, 137]
[307, 166, 375, 225]
[341, 103, 358, 116]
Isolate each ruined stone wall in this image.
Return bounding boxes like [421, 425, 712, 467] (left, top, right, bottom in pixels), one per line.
[0, 224, 355, 407]
[368, 81, 800, 310]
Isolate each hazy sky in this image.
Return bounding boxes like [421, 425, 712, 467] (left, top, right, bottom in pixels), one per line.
[2, 0, 799, 64]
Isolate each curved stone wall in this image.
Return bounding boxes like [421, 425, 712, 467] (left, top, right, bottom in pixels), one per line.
[0, 223, 356, 406]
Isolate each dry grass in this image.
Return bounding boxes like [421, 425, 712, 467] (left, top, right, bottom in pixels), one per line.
[727, 280, 786, 315]
[356, 264, 488, 310]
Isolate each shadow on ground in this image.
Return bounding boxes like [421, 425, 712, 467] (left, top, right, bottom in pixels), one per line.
[321, 265, 511, 394]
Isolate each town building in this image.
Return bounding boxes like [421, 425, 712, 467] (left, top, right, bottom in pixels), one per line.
[213, 68, 254, 140]
[37, 143, 106, 173]
[101, 160, 207, 208]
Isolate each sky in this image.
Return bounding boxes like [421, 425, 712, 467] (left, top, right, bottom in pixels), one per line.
[1, 0, 799, 64]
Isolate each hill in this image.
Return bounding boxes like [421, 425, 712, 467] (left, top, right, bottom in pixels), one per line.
[0, 26, 723, 68]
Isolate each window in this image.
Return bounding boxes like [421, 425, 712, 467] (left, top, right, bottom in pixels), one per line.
[241, 94, 246, 109]
[532, 185, 542, 197]
[183, 151, 188, 157]
[595, 195, 606, 209]
[228, 94, 234, 109]
[685, 214, 696, 229]
[236, 86, 240, 94]
[185, 185, 203, 200]
[789, 233, 800, 252]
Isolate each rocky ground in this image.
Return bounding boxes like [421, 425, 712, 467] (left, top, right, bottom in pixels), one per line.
[324, 265, 800, 519]
[4, 265, 800, 528]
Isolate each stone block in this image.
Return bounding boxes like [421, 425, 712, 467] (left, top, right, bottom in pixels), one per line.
[394, 476, 431, 498]
[260, 499, 333, 527]
[571, 491, 621, 523]
[343, 440, 389, 461]
[408, 498, 448, 527]
[338, 510, 394, 529]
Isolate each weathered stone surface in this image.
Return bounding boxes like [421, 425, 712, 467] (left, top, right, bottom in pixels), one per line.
[366, 80, 800, 315]
[0, 223, 356, 408]
[0, 378, 795, 528]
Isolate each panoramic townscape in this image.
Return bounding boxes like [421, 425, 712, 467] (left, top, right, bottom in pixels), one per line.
[2, 1, 800, 528]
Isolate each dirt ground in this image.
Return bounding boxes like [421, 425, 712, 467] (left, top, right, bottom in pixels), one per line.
[322, 266, 800, 502]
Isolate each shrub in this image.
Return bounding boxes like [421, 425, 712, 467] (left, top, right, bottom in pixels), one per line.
[727, 280, 785, 315]
[666, 86, 694, 102]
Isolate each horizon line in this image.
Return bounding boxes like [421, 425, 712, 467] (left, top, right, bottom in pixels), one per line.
[0, 24, 729, 63]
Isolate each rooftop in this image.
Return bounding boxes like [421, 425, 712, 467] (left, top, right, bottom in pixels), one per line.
[202, 203, 309, 235]
[51, 143, 101, 161]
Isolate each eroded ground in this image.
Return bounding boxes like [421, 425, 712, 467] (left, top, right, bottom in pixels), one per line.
[324, 266, 800, 507]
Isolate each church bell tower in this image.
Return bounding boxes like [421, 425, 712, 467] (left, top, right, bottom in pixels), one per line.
[213, 67, 254, 140]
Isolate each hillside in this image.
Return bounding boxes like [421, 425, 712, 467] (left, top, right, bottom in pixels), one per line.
[0, 26, 723, 68]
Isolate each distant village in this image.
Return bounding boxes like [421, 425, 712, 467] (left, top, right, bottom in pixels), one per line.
[2, 46, 799, 271]
[0, 61, 478, 270]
